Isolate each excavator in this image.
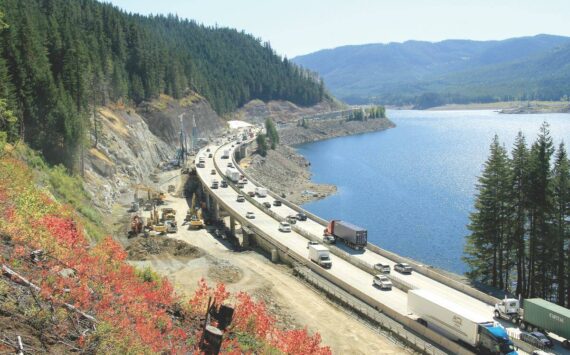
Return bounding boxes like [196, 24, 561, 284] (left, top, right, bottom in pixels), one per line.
[184, 193, 204, 229]
[133, 184, 166, 206]
[146, 204, 166, 234]
[127, 214, 148, 238]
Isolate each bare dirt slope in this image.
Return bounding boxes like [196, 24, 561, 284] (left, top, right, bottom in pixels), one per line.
[126, 194, 405, 354]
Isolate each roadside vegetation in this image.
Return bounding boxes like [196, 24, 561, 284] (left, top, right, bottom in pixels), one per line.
[464, 123, 570, 306]
[0, 150, 331, 353]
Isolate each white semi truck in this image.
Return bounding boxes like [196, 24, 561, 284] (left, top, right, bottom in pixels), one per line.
[408, 289, 517, 354]
[308, 244, 332, 269]
[255, 187, 267, 197]
[225, 168, 240, 183]
[221, 149, 230, 159]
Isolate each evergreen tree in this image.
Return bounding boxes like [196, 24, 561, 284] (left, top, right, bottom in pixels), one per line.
[509, 132, 530, 297]
[552, 143, 570, 305]
[526, 122, 554, 298]
[256, 133, 268, 157]
[264, 118, 279, 150]
[464, 136, 511, 288]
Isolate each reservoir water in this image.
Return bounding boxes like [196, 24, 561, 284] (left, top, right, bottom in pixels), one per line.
[297, 110, 570, 274]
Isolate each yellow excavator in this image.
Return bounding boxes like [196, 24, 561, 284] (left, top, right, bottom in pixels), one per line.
[147, 204, 166, 234]
[133, 184, 166, 206]
[185, 193, 204, 229]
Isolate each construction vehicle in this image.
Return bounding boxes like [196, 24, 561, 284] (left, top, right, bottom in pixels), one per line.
[127, 215, 147, 238]
[147, 205, 166, 234]
[324, 220, 367, 250]
[409, 289, 517, 354]
[494, 297, 570, 348]
[133, 184, 166, 206]
[184, 194, 204, 229]
[161, 207, 176, 222]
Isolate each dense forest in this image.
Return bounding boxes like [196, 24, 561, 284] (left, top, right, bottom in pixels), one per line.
[0, 0, 326, 167]
[293, 35, 570, 107]
[464, 123, 570, 307]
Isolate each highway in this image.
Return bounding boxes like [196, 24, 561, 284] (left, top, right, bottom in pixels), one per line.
[195, 133, 569, 355]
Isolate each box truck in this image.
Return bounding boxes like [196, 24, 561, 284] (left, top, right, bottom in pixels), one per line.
[221, 149, 230, 159]
[308, 244, 332, 269]
[323, 220, 367, 250]
[409, 289, 517, 354]
[494, 297, 570, 348]
[225, 168, 240, 183]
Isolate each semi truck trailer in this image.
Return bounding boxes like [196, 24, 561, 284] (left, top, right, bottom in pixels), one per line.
[221, 149, 230, 159]
[409, 289, 517, 354]
[324, 220, 367, 250]
[494, 297, 570, 348]
[308, 244, 332, 268]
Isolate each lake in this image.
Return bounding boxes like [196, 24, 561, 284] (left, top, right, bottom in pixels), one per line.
[297, 110, 570, 274]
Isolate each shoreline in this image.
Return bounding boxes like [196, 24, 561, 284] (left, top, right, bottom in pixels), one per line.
[422, 100, 570, 113]
[244, 117, 394, 205]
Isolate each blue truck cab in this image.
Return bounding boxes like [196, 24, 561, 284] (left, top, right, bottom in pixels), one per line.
[479, 324, 518, 355]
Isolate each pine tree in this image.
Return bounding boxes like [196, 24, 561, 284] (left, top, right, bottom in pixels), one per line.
[552, 143, 570, 305]
[464, 136, 511, 288]
[509, 132, 529, 297]
[526, 122, 555, 298]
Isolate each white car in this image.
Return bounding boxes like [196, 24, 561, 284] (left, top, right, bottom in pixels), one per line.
[373, 275, 393, 290]
[246, 211, 255, 219]
[278, 221, 291, 232]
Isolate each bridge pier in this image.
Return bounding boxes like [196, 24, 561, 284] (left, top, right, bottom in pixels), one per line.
[212, 198, 219, 221]
[229, 216, 236, 236]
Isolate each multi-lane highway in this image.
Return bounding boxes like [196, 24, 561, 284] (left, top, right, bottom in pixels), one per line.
[195, 133, 569, 355]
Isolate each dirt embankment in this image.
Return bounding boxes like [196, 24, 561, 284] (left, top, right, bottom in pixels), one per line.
[243, 145, 336, 205]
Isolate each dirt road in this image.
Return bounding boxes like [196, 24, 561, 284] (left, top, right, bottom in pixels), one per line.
[128, 192, 406, 354]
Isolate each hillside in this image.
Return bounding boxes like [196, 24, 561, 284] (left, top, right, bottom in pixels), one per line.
[0, 0, 326, 167]
[293, 34, 570, 107]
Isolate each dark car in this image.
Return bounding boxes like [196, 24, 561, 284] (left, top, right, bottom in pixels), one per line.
[273, 200, 282, 207]
[521, 332, 553, 348]
[220, 180, 228, 188]
[394, 263, 412, 274]
[263, 202, 271, 209]
[296, 213, 307, 221]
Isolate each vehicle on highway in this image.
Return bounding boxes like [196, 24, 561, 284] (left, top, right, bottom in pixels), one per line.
[323, 235, 336, 244]
[221, 149, 230, 159]
[494, 297, 570, 348]
[394, 263, 412, 274]
[272, 200, 282, 206]
[211, 180, 219, 189]
[308, 244, 332, 268]
[408, 289, 517, 355]
[208, 153, 213, 158]
[520, 331, 553, 348]
[278, 221, 291, 232]
[373, 275, 392, 290]
[296, 212, 307, 221]
[237, 182, 245, 188]
[241, 178, 248, 184]
[206, 148, 210, 152]
[307, 240, 319, 249]
[220, 180, 228, 188]
[323, 220, 367, 250]
[246, 211, 255, 219]
[197, 162, 205, 168]
[247, 191, 255, 197]
[262, 202, 271, 209]
[210, 169, 216, 175]
[227, 162, 234, 168]
[374, 263, 391, 274]
[236, 195, 245, 202]
[286, 215, 297, 224]
[255, 187, 268, 197]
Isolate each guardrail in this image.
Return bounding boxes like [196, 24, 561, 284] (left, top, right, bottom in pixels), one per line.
[200, 144, 474, 355]
[231, 144, 501, 307]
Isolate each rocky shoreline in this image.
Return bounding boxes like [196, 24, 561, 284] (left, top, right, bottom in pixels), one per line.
[244, 117, 395, 205]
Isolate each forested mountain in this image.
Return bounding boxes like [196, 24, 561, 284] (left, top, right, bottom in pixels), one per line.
[0, 0, 326, 166]
[293, 35, 570, 107]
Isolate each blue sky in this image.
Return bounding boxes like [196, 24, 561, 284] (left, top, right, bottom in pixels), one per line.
[105, 0, 570, 57]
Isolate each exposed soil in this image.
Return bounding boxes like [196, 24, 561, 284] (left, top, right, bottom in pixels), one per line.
[243, 145, 336, 205]
[126, 235, 204, 261]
